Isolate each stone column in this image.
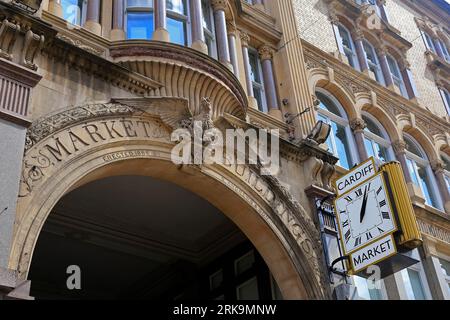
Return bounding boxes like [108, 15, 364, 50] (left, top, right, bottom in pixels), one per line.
[48, 0, 63, 18]
[227, 24, 239, 76]
[212, 0, 233, 70]
[350, 118, 368, 162]
[378, 46, 394, 88]
[259, 45, 282, 120]
[111, 0, 125, 41]
[431, 160, 450, 213]
[153, 0, 169, 42]
[84, 0, 102, 35]
[353, 30, 369, 74]
[191, 0, 208, 54]
[240, 32, 258, 110]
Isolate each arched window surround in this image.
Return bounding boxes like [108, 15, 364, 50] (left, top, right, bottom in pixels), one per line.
[316, 88, 359, 170]
[404, 134, 444, 211]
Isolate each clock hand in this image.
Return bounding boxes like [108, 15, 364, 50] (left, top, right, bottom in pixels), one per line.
[359, 187, 369, 223]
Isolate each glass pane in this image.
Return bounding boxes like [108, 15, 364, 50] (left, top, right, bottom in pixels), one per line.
[167, 17, 186, 45]
[363, 116, 384, 137]
[417, 166, 436, 207]
[373, 142, 389, 163]
[127, 0, 153, 7]
[316, 92, 341, 116]
[249, 52, 261, 83]
[167, 0, 185, 14]
[407, 159, 420, 186]
[354, 276, 383, 300]
[318, 114, 336, 155]
[439, 259, 450, 278]
[236, 278, 259, 300]
[235, 251, 255, 276]
[202, 0, 213, 31]
[405, 137, 424, 158]
[254, 87, 265, 112]
[402, 269, 426, 300]
[62, 0, 84, 25]
[387, 55, 401, 78]
[364, 138, 376, 158]
[127, 13, 154, 39]
[333, 122, 352, 169]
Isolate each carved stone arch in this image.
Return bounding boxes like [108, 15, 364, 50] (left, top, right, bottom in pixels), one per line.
[312, 75, 359, 120]
[361, 101, 402, 143]
[403, 125, 440, 163]
[11, 100, 330, 300]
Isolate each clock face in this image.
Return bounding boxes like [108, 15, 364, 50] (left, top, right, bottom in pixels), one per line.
[335, 173, 397, 254]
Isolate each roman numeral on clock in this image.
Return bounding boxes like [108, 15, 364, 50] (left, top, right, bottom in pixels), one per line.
[378, 227, 385, 233]
[345, 196, 352, 202]
[355, 237, 362, 247]
[366, 232, 373, 241]
[382, 211, 390, 220]
[377, 186, 383, 195]
[379, 199, 387, 207]
[355, 189, 363, 197]
[345, 230, 351, 243]
[342, 220, 349, 228]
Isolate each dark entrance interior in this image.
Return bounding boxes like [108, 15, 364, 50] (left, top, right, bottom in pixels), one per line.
[28, 175, 282, 300]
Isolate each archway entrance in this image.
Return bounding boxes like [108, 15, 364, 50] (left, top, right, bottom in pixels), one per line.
[29, 175, 281, 300]
[10, 101, 330, 300]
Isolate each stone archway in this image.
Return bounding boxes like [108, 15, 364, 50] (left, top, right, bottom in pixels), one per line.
[10, 99, 330, 300]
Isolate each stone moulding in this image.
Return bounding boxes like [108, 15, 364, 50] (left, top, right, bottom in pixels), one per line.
[109, 40, 248, 120]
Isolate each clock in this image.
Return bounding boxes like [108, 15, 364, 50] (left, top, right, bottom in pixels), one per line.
[335, 172, 397, 254]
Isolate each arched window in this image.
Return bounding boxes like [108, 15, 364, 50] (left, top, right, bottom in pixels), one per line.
[61, 0, 87, 26]
[386, 54, 407, 98]
[442, 153, 450, 194]
[362, 41, 385, 85]
[362, 113, 394, 164]
[422, 31, 436, 53]
[438, 87, 450, 116]
[337, 25, 359, 70]
[316, 90, 358, 170]
[126, 0, 189, 45]
[404, 135, 442, 209]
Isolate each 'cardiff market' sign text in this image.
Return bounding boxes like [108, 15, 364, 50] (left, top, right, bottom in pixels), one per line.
[350, 235, 397, 273]
[335, 158, 376, 195]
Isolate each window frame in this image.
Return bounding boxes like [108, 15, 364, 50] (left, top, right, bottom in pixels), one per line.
[61, 0, 87, 26]
[316, 89, 359, 169]
[362, 112, 394, 164]
[386, 54, 408, 98]
[248, 48, 268, 113]
[404, 134, 443, 210]
[201, 0, 217, 58]
[362, 40, 385, 85]
[337, 24, 360, 71]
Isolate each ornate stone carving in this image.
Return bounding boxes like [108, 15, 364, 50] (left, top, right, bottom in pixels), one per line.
[258, 45, 274, 61]
[240, 31, 250, 46]
[0, 19, 21, 61]
[55, 34, 104, 56]
[25, 103, 137, 151]
[392, 139, 407, 154]
[21, 29, 44, 70]
[211, 0, 227, 11]
[350, 118, 367, 131]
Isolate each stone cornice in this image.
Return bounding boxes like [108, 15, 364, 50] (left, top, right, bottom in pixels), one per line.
[235, 0, 282, 46]
[302, 40, 450, 138]
[400, 0, 450, 31]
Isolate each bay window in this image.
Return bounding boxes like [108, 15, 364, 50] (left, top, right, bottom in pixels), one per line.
[126, 0, 188, 45]
[363, 41, 385, 85]
[62, 0, 87, 26]
[316, 91, 358, 170]
[404, 135, 442, 209]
